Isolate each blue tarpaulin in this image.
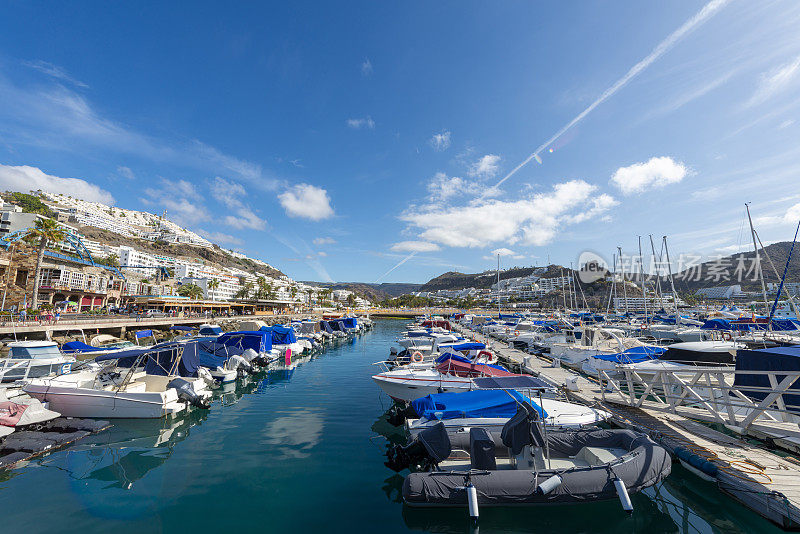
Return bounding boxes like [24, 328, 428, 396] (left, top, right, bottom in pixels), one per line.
[215, 331, 272, 353]
[591, 346, 666, 363]
[62, 341, 104, 353]
[449, 342, 486, 351]
[411, 389, 547, 421]
[701, 319, 731, 330]
[270, 325, 297, 344]
[735, 346, 800, 410]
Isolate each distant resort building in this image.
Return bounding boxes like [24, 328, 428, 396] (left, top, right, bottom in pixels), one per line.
[695, 284, 749, 300]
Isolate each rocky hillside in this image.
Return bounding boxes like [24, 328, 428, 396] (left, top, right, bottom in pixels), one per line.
[77, 226, 285, 278]
[420, 266, 544, 292]
[303, 282, 422, 302]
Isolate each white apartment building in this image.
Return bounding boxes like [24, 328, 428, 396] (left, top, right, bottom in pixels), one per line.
[695, 285, 747, 299]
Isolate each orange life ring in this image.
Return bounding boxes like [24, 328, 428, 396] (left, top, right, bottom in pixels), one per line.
[411, 351, 424, 363]
[515, 331, 519, 336]
[721, 331, 732, 342]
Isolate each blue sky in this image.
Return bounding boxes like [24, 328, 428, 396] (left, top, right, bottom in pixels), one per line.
[1, 1, 799, 283]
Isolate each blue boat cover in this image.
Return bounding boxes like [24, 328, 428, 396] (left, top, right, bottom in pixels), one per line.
[435, 353, 472, 364]
[450, 342, 486, 351]
[170, 325, 194, 332]
[591, 346, 666, 363]
[701, 319, 731, 330]
[271, 325, 297, 344]
[319, 320, 334, 334]
[735, 346, 800, 410]
[199, 325, 223, 336]
[144, 341, 201, 377]
[62, 341, 104, 353]
[411, 389, 547, 421]
[135, 329, 153, 339]
[342, 317, 357, 329]
[215, 331, 272, 353]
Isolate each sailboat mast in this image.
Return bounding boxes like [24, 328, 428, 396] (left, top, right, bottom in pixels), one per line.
[618, 246, 629, 316]
[745, 203, 770, 315]
[662, 236, 681, 320]
[639, 236, 648, 322]
[497, 253, 501, 316]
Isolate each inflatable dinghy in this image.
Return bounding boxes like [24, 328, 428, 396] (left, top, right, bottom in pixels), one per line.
[387, 402, 671, 511]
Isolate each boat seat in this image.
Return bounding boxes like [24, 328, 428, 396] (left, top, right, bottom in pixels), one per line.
[469, 427, 496, 470]
[122, 382, 147, 393]
[575, 446, 626, 466]
[514, 445, 547, 470]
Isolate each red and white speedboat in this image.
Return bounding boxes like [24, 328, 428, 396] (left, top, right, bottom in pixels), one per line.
[372, 357, 520, 403]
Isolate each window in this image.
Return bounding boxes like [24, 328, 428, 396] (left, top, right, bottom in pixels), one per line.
[15, 269, 28, 286]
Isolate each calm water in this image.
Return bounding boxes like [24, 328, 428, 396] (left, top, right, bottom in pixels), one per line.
[0, 320, 784, 533]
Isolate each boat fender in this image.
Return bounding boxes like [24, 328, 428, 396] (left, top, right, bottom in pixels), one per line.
[167, 378, 211, 409]
[411, 351, 424, 363]
[613, 478, 633, 514]
[536, 474, 563, 495]
[673, 446, 718, 478]
[466, 482, 479, 521]
[721, 331, 732, 342]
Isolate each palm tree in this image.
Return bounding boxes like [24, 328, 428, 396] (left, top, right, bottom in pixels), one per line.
[290, 285, 298, 301]
[178, 283, 204, 300]
[24, 218, 66, 309]
[208, 278, 220, 300]
[235, 281, 254, 300]
[346, 293, 356, 308]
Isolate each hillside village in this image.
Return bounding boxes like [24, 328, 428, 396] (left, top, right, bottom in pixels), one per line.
[0, 190, 371, 313]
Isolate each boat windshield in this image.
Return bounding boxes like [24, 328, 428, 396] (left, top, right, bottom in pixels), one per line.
[9, 345, 63, 359]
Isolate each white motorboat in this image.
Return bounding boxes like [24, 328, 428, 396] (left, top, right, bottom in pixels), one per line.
[0, 389, 62, 438]
[550, 327, 656, 370]
[0, 341, 75, 383]
[23, 344, 211, 419]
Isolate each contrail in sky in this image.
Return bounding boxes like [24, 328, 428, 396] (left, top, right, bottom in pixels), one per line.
[494, 0, 731, 190]
[374, 252, 417, 283]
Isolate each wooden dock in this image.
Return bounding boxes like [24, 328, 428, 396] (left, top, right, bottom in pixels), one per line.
[455, 324, 800, 530]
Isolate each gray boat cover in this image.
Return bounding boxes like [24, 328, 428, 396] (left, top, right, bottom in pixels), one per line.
[500, 402, 545, 455]
[403, 428, 671, 506]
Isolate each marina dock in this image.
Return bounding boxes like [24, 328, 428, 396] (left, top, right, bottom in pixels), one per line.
[455, 323, 800, 530]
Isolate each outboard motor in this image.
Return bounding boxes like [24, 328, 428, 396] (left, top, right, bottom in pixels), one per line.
[386, 403, 418, 427]
[385, 422, 451, 472]
[229, 355, 254, 377]
[167, 378, 211, 409]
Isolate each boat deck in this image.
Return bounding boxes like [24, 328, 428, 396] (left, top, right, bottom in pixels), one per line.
[454, 324, 800, 530]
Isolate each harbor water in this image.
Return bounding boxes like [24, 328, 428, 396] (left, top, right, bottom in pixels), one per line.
[0, 320, 785, 533]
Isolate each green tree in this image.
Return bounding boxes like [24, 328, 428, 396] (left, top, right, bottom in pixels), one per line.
[235, 281, 254, 299]
[24, 217, 66, 309]
[178, 283, 204, 300]
[207, 278, 220, 299]
[96, 253, 120, 268]
[346, 293, 356, 308]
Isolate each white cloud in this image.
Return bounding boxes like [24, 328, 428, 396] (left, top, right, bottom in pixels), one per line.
[567, 194, 620, 224]
[610, 157, 688, 195]
[0, 71, 279, 190]
[402, 179, 612, 248]
[785, 202, 800, 223]
[468, 154, 501, 179]
[747, 54, 800, 107]
[483, 247, 525, 260]
[317, 251, 328, 257]
[209, 177, 266, 230]
[390, 241, 441, 253]
[0, 164, 113, 204]
[346, 116, 375, 129]
[779, 119, 795, 129]
[172, 178, 202, 200]
[278, 183, 335, 221]
[313, 237, 336, 245]
[117, 166, 135, 180]
[427, 172, 477, 201]
[22, 59, 88, 88]
[196, 229, 244, 246]
[429, 131, 451, 151]
[361, 58, 373, 76]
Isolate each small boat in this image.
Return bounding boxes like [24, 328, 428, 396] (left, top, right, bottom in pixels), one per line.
[0, 390, 62, 438]
[0, 341, 75, 383]
[402, 389, 611, 442]
[23, 343, 212, 419]
[387, 403, 671, 513]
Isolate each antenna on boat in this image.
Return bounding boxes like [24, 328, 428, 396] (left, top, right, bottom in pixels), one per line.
[746, 203, 770, 317]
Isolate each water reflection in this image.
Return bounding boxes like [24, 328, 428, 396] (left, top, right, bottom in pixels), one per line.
[262, 408, 324, 460]
[62, 408, 210, 490]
